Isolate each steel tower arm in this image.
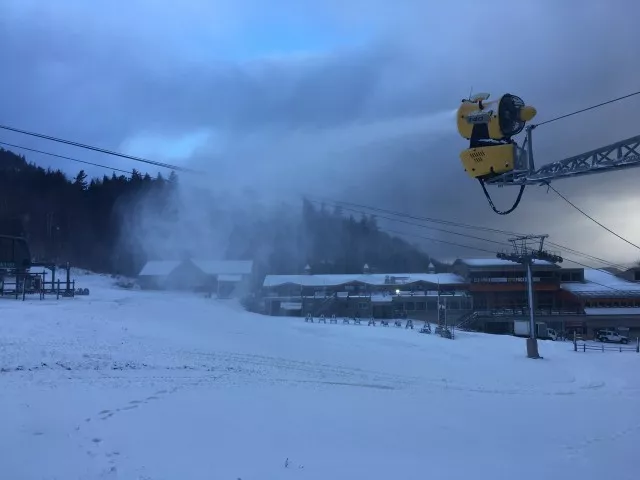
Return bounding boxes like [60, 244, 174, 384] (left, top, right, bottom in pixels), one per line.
[485, 133, 640, 186]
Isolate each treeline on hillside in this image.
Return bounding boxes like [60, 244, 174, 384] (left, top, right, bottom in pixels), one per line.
[0, 148, 177, 274]
[1, 147, 441, 277]
[226, 198, 442, 277]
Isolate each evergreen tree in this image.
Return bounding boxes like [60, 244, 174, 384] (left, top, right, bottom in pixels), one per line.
[0, 147, 435, 278]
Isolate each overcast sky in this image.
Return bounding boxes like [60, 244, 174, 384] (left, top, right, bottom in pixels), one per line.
[1, 0, 640, 267]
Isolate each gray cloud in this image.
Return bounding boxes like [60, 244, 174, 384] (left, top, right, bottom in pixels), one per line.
[2, 0, 640, 266]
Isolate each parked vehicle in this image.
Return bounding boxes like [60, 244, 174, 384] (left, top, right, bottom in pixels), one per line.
[596, 329, 629, 344]
[513, 320, 553, 339]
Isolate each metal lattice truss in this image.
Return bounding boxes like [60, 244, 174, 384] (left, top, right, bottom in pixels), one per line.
[487, 134, 640, 186]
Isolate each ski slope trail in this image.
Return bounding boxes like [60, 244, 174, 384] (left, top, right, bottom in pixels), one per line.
[1, 273, 638, 479]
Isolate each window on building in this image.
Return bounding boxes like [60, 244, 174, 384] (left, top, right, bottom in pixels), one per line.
[405, 302, 415, 311]
[474, 297, 488, 309]
[460, 298, 472, 310]
[416, 302, 426, 311]
[358, 302, 368, 309]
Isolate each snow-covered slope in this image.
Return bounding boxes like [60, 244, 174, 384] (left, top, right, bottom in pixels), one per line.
[1, 274, 638, 480]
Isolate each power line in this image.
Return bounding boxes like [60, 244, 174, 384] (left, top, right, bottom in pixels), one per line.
[386, 222, 632, 293]
[0, 140, 133, 175]
[388, 224, 633, 294]
[381, 227, 497, 255]
[325, 196, 630, 270]
[560, 257, 637, 294]
[534, 90, 640, 127]
[381, 227, 631, 294]
[310, 196, 630, 271]
[308, 195, 522, 236]
[544, 240, 629, 271]
[547, 183, 640, 251]
[307, 199, 510, 248]
[0, 123, 195, 172]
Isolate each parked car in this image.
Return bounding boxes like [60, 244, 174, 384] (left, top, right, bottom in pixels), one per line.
[596, 330, 629, 344]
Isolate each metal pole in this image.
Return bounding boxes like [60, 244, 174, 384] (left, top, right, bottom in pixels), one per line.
[437, 278, 441, 326]
[66, 262, 71, 294]
[526, 259, 540, 358]
[444, 296, 448, 328]
[526, 260, 535, 339]
[526, 126, 535, 172]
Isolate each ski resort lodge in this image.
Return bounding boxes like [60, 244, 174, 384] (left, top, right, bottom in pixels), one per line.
[260, 259, 640, 337]
[138, 259, 253, 298]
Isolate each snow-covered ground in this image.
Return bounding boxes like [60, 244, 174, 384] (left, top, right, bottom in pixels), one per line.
[1, 273, 639, 480]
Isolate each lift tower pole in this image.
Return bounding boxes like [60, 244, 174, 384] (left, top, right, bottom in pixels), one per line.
[497, 235, 563, 359]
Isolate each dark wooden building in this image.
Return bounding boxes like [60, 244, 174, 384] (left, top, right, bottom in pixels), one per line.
[138, 259, 253, 298]
[262, 267, 470, 321]
[261, 258, 640, 338]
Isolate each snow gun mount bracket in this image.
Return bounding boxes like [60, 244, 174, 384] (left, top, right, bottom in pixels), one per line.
[456, 92, 640, 214]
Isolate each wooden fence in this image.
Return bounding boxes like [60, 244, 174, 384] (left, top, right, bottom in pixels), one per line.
[573, 333, 639, 353]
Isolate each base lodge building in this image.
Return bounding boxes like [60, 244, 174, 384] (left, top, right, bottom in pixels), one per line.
[260, 259, 640, 338]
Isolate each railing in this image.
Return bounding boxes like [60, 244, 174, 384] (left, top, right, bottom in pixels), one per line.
[573, 334, 639, 353]
[0, 273, 78, 301]
[456, 311, 482, 330]
[480, 308, 583, 316]
[455, 308, 586, 330]
[311, 296, 337, 317]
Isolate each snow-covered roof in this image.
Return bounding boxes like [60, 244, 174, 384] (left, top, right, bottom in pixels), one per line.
[456, 258, 556, 268]
[218, 274, 243, 282]
[263, 273, 465, 288]
[561, 269, 640, 298]
[191, 260, 253, 275]
[584, 307, 640, 316]
[139, 259, 252, 277]
[139, 260, 181, 276]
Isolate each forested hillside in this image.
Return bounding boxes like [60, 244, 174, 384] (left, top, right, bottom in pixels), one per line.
[0, 148, 439, 276]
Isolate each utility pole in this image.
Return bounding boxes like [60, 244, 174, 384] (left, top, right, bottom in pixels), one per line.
[497, 234, 563, 359]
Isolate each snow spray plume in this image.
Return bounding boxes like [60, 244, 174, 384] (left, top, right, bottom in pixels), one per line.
[116, 108, 457, 271]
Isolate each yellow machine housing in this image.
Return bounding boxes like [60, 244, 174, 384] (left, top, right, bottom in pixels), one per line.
[460, 143, 516, 179]
[456, 93, 536, 179]
[457, 98, 502, 141]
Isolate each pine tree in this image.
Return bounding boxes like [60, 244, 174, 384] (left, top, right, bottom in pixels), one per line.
[73, 170, 88, 190]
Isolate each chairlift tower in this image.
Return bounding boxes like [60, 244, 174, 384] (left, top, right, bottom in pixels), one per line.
[497, 234, 563, 358]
